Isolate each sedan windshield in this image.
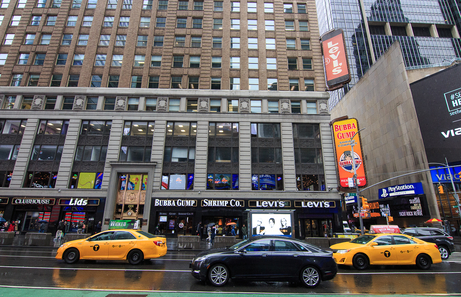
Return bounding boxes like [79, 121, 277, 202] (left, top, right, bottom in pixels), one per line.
[350, 235, 376, 244]
[229, 239, 251, 250]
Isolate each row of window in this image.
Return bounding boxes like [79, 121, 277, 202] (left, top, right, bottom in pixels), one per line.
[2, 96, 318, 113]
[0, 0, 308, 13]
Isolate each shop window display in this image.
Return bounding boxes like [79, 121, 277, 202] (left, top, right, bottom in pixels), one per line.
[115, 173, 147, 220]
[24, 171, 57, 188]
[70, 172, 103, 189]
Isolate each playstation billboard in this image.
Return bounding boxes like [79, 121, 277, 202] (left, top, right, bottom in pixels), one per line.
[410, 64, 461, 163]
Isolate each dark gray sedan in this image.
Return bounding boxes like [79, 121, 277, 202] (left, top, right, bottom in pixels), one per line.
[190, 236, 337, 288]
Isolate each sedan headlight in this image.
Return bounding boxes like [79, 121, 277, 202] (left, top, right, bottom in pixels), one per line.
[334, 249, 351, 254]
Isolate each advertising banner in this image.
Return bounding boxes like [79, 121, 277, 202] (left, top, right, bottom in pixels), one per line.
[332, 118, 367, 188]
[321, 29, 351, 91]
[378, 182, 424, 198]
[251, 213, 293, 237]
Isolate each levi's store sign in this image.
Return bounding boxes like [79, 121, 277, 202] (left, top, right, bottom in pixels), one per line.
[248, 200, 291, 208]
[294, 200, 336, 208]
[321, 29, 351, 91]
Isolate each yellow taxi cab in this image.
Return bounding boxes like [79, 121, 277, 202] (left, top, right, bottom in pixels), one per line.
[56, 229, 167, 265]
[330, 233, 442, 270]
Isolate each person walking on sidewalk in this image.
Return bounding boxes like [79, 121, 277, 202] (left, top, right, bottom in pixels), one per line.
[55, 220, 65, 243]
[210, 225, 216, 245]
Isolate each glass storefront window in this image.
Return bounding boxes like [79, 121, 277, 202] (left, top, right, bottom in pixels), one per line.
[70, 172, 104, 189]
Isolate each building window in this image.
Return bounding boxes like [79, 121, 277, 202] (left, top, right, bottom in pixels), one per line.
[17, 0, 27, 8]
[175, 36, 185, 47]
[0, 145, 19, 161]
[123, 0, 133, 9]
[149, 76, 159, 88]
[299, 21, 308, 31]
[68, 74, 79, 87]
[72, 0, 82, 8]
[189, 56, 200, 68]
[112, 55, 123, 66]
[285, 20, 294, 30]
[37, 0, 46, 7]
[109, 76, 119, 87]
[249, 78, 259, 90]
[187, 99, 197, 112]
[82, 16, 93, 27]
[297, 3, 306, 13]
[248, 37, 258, 49]
[288, 57, 297, 70]
[103, 16, 114, 27]
[137, 35, 148, 46]
[251, 99, 261, 113]
[34, 53, 46, 65]
[28, 74, 40, 86]
[268, 78, 277, 90]
[191, 36, 201, 47]
[74, 146, 107, 161]
[119, 16, 130, 27]
[138, 17, 150, 28]
[230, 57, 240, 69]
[287, 38, 296, 49]
[25, 34, 36, 45]
[131, 76, 142, 88]
[146, 98, 157, 111]
[21, 97, 33, 109]
[156, 17, 166, 27]
[67, 16, 77, 26]
[284, 3, 293, 13]
[91, 75, 102, 87]
[303, 58, 312, 70]
[306, 102, 316, 114]
[151, 55, 161, 67]
[50, 74, 62, 86]
[173, 56, 184, 67]
[87, 0, 97, 8]
[247, 1, 256, 12]
[24, 172, 58, 188]
[127, 97, 139, 110]
[212, 57, 221, 68]
[291, 100, 301, 113]
[134, 55, 145, 67]
[78, 34, 89, 46]
[86, 96, 98, 109]
[158, 0, 168, 9]
[107, 0, 117, 9]
[18, 53, 29, 65]
[0, 53, 6, 65]
[304, 79, 314, 91]
[44, 97, 57, 109]
[231, 19, 240, 30]
[266, 38, 275, 50]
[104, 97, 115, 110]
[73, 54, 84, 65]
[214, 1, 223, 11]
[301, 39, 310, 50]
[177, 17, 187, 28]
[188, 76, 199, 89]
[171, 76, 182, 89]
[4, 34, 15, 45]
[62, 34, 72, 45]
[94, 54, 106, 66]
[40, 34, 52, 45]
[211, 77, 221, 89]
[248, 57, 258, 69]
[265, 20, 274, 31]
[11, 15, 21, 26]
[264, 2, 273, 12]
[210, 99, 221, 112]
[154, 36, 164, 47]
[213, 18, 222, 30]
[178, 1, 188, 10]
[11, 74, 23, 86]
[168, 99, 180, 111]
[245, 19, 257, 31]
[230, 78, 240, 90]
[266, 58, 277, 69]
[231, 37, 240, 49]
[193, 18, 202, 28]
[289, 78, 299, 91]
[231, 1, 239, 11]
[268, 100, 278, 113]
[0, 119, 27, 133]
[213, 37, 222, 48]
[193, 0, 203, 10]
[62, 97, 74, 109]
[46, 16, 57, 26]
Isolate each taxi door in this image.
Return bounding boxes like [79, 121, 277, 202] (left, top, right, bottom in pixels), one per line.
[368, 235, 399, 265]
[393, 235, 419, 264]
[79, 231, 114, 260]
[108, 231, 137, 259]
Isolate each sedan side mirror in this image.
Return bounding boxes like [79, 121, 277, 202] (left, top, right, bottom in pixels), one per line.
[237, 249, 247, 254]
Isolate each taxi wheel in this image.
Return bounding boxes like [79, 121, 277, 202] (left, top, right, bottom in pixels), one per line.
[127, 249, 144, 265]
[353, 254, 369, 270]
[438, 246, 450, 260]
[416, 254, 431, 270]
[63, 248, 80, 264]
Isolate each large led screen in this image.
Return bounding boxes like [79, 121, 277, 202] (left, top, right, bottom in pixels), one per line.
[410, 63, 461, 163]
[250, 213, 293, 237]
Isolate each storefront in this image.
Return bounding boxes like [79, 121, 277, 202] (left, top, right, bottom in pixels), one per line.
[57, 198, 105, 234]
[9, 197, 56, 233]
[150, 198, 342, 239]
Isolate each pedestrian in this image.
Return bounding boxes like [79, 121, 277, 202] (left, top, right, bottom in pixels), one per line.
[56, 220, 65, 242]
[206, 225, 211, 242]
[95, 221, 102, 234]
[210, 225, 216, 245]
[82, 221, 87, 234]
[241, 224, 248, 239]
[231, 225, 236, 236]
[64, 220, 70, 234]
[7, 221, 15, 232]
[39, 221, 46, 233]
[77, 221, 83, 234]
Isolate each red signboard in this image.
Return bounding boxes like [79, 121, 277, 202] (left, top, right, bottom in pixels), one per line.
[321, 29, 351, 91]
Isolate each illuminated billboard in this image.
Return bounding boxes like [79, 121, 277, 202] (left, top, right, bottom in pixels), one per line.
[321, 29, 351, 91]
[332, 118, 367, 188]
[250, 212, 293, 237]
[410, 63, 461, 163]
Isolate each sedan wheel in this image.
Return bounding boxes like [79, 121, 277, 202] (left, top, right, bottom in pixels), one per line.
[438, 246, 450, 260]
[300, 266, 321, 288]
[128, 250, 144, 265]
[416, 254, 431, 270]
[208, 264, 229, 286]
[63, 248, 79, 264]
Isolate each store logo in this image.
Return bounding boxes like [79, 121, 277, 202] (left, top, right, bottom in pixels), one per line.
[444, 87, 461, 116]
[69, 198, 88, 206]
[338, 151, 362, 173]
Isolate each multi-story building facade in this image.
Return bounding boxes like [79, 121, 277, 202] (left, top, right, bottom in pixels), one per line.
[0, 0, 341, 238]
[316, 0, 461, 108]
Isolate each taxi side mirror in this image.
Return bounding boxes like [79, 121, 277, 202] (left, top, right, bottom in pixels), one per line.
[370, 242, 378, 247]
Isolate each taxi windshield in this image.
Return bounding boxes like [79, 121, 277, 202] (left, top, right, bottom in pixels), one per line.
[350, 235, 376, 244]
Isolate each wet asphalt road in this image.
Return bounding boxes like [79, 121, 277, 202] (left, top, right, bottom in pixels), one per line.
[0, 247, 460, 295]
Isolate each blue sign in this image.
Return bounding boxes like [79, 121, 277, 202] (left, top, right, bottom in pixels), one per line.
[430, 166, 461, 183]
[378, 182, 424, 199]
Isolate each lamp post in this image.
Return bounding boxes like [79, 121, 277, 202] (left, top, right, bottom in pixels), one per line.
[430, 159, 461, 221]
[350, 128, 365, 235]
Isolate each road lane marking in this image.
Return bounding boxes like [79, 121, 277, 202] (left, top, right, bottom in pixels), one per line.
[0, 255, 191, 261]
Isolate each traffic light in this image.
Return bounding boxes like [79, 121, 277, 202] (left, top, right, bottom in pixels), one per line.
[438, 184, 444, 194]
[361, 197, 369, 210]
[388, 216, 394, 222]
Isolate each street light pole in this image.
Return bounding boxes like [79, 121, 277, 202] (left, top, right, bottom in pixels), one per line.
[350, 128, 365, 235]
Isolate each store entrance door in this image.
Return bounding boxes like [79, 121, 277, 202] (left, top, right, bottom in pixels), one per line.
[303, 218, 332, 237]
